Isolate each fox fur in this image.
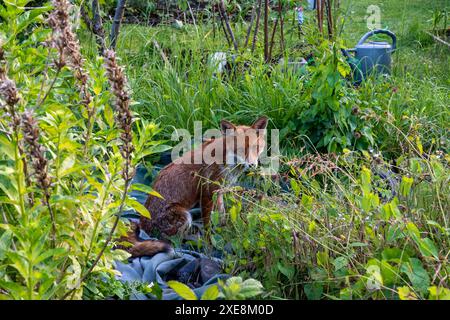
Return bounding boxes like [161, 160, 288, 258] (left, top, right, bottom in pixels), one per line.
[121, 117, 268, 257]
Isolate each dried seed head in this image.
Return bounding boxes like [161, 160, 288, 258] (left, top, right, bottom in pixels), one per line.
[0, 47, 19, 107]
[0, 78, 19, 107]
[103, 49, 134, 181]
[21, 110, 52, 192]
[0, 46, 21, 132]
[47, 0, 91, 109]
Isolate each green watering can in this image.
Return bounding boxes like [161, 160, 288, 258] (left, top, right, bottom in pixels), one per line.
[342, 29, 397, 84]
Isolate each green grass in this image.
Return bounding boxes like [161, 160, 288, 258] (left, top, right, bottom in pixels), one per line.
[79, 0, 450, 155]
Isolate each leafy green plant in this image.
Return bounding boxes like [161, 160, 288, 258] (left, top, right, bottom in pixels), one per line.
[0, 0, 165, 299]
[211, 150, 449, 300]
[167, 277, 264, 300]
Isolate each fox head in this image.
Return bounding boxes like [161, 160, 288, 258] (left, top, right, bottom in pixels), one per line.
[220, 116, 268, 170]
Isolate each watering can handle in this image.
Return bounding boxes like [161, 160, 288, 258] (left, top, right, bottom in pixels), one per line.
[357, 29, 397, 51]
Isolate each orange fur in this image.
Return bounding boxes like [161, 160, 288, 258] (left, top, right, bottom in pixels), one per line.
[123, 117, 268, 257]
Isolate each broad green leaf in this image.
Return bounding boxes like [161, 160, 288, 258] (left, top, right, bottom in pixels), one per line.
[130, 183, 163, 199]
[201, 285, 219, 300]
[239, 278, 264, 298]
[400, 176, 414, 197]
[304, 282, 323, 300]
[401, 258, 430, 294]
[398, 286, 417, 300]
[126, 198, 151, 219]
[406, 222, 421, 242]
[418, 238, 439, 260]
[366, 264, 383, 290]
[167, 280, 197, 300]
[428, 286, 450, 300]
[277, 262, 295, 279]
[0, 134, 14, 159]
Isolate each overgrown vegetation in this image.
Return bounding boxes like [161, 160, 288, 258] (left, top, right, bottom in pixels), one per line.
[0, 0, 448, 300]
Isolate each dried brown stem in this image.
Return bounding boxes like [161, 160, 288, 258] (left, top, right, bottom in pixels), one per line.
[268, 17, 279, 62]
[263, 0, 269, 62]
[244, 2, 257, 48]
[218, 0, 238, 51]
[110, 0, 127, 50]
[251, 0, 263, 53]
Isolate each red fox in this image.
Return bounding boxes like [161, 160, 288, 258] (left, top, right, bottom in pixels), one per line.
[121, 117, 268, 257]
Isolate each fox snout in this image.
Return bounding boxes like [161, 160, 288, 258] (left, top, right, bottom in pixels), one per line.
[227, 153, 258, 170]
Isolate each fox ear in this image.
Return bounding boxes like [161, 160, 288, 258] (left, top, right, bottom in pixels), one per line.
[220, 120, 236, 134]
[251, 116, 268, 130]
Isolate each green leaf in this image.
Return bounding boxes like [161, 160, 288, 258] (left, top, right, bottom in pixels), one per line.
[428, 286, 450, 300]
[126, 198, 151, 219]
[277, 262, 295, 279]
[304, 282, 323, 300]
[366, 263, 383, 290]
[406, 222, 421, 242]
[418, 238, 439, 260]
[360, 167, 372, 194]
[167, 280, 197, 300]
[382, 247, 409, 263]
[239, 278, 264, 298]
[401, 258, 430, 295]
[104, 104, 115, 128]
[0, 134, 14, 159]
[398, 286, 417, 300]
[130, 183, 163, 199]
[201, 285, 219, 300]
[34, 248, 65, 264]
[230, 205, 239, 223]
[332, 257, 348, 272]
[400, 176, 414, 197]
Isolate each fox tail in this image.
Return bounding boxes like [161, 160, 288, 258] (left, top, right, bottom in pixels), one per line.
[115, 223, 172, 257]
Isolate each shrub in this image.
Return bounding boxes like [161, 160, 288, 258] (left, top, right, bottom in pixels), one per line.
[0, 0, 164, 299]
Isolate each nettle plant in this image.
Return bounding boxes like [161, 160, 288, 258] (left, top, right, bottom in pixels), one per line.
[0, 0, 163, 299]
